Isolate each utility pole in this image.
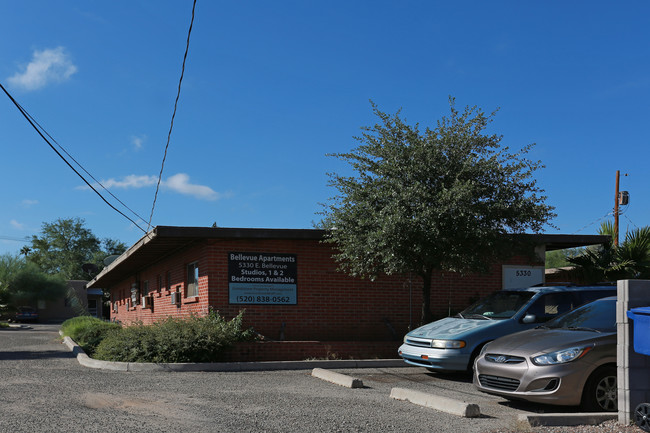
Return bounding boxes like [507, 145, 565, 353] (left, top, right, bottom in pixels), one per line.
[614, 170, 630, 247]
[615, 170, 620, 247]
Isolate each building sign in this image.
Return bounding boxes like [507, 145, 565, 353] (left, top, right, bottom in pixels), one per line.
[502, 265, 545, 290]
[228, 252, 297, 305]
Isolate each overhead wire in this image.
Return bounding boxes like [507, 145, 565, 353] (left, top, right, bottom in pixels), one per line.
[10, 97, 150, 228]
[0, 235, 31, 242]
[0, 82, 148, 234]
[147, 0, 198, 232]
[572, 210, 614, 235]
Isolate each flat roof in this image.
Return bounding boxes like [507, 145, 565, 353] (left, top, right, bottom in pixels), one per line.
[87, 226, 609, 289]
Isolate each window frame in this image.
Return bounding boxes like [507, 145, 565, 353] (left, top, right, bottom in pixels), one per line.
[186, 262, 199, 298]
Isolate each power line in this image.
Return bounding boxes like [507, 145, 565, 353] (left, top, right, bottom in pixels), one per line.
[572, 210, 614, 235]
[0, 235, 30, 242]
[12, 99, 150, 228]
[148, 0, 198, 231]
[623, 214, 639, 231]
[0, 82, 148, 234]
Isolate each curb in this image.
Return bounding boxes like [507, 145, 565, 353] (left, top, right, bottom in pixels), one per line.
[60, 332, 405, 372]
[518, 413, 618, 427]
[390, 387, 481, 418]
[3, 324, 32, 330]
[59, 333, 619, 427]
[311, 368, 364, 388]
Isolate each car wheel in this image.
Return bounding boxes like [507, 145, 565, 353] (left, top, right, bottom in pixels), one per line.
[466, 343, 488, 373]
[581, 366, 617, 412]
[635, 403, 650, 432]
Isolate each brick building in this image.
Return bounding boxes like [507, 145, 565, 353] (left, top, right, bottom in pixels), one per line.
[86, 226, 606, 360]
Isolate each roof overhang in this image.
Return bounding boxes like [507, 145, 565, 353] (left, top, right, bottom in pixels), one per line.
[87, 226, 325, 288]
[530, 233, 610, 251]
[86, 226, 608, 289]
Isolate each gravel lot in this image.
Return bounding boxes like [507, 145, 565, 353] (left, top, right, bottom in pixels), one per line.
[0, 324, 640, 433]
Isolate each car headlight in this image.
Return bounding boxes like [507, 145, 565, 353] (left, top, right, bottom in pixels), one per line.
[431, 340, 466, 349]
[479, 342, 491, 356]
[532, 346, 592, 365]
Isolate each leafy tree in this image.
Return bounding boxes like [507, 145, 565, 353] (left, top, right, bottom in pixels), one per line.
[26, 217, 127, 280]
[321, 99, 556, 324]
[569, 222, 650, 283]
[0, 255, 66, 309]
[8, 262, 67, 306]
[0, 254, 26, 306]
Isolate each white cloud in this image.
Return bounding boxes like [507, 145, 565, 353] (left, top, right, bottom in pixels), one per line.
[163, 173, 220, 201]
[10, 220, 25, 230]
[100, 175, 157, 189]
[8, 47, 77, 91]
[80, 173, 223, 201]
[131, 135, 146, 151]
[21, 199, 38, 207]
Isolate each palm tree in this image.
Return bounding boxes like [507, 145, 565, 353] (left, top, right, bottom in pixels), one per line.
[613, 226, 650, 279]
[569, 222, 650, 283]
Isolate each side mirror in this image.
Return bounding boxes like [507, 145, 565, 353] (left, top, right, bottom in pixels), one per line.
[522, 314, 537, 324]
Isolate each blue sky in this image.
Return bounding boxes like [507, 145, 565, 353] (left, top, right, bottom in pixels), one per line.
[1, 1, 648, 256]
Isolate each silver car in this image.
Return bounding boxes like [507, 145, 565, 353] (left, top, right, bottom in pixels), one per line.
[398, 285, 615, 372]
[473, 297, 617, 411]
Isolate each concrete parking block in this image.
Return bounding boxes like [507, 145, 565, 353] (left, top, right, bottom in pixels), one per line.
[311, 368, 364, 388]
[390, 387, 480, 418]
[518, 412, 617, 427]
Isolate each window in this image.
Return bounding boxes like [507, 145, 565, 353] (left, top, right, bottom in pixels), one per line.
[165, 271, 171, 292]
[157, 274, 162, 294]
[140, 281, 149, 307]
[525, 293, 574, 322]
[88, 299, 98, 317]
[187, 262, 199, 297]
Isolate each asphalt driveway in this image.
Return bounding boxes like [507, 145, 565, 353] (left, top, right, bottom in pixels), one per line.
[1, 324, 558, 433]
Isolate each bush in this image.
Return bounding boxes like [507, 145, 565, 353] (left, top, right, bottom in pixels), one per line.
[93, 310, 254, 363]
[61, 316, 121, 355]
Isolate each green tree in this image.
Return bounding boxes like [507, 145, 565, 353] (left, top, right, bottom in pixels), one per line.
[0, 255, 66, 309]
[26, 217, 126, 280]
[8, 262, 67, 306]
[0, 254, 26, 306]
[321, 99, 556, 324]
[569, 222, 650, 283]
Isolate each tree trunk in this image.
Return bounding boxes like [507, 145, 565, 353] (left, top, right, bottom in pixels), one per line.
[420, 270, 434, 325]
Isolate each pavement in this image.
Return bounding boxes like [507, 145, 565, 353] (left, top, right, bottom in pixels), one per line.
[60, 330, 619, 427]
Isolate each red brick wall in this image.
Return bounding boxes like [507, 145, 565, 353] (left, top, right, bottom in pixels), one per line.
[109, 238, 538, 341]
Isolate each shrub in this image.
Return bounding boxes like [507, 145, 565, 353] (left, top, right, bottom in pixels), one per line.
[61, 316, 121, 355]
[93, 310, 254, 363]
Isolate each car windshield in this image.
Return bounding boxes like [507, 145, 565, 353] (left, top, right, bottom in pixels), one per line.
[545, 298, 616, 332]
[460, 291, 535, 319]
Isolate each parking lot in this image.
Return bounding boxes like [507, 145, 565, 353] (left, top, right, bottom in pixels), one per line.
[1, 324, 582, 433]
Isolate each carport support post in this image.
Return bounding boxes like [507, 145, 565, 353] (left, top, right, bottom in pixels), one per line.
[617, 279, 650, 425]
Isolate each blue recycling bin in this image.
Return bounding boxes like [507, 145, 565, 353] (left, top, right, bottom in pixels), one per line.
[627, 307, 650, 356]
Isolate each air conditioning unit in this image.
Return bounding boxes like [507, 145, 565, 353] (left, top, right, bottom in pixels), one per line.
[171, 291, 181, 306]
[142, 296, 153, 309]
